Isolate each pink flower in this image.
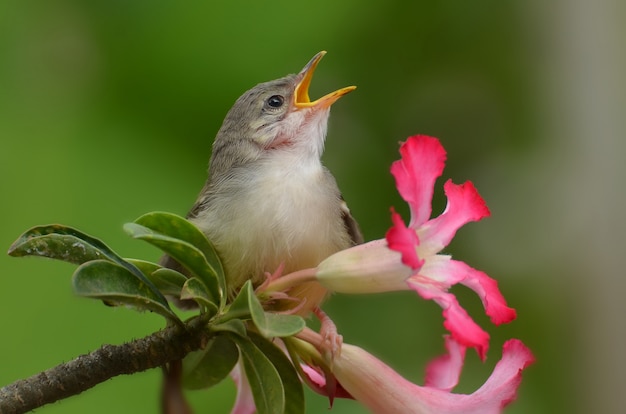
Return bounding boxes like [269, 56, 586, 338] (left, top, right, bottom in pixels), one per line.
[232, 134, 531, 413]
[386, 135, 516, 359]
[317, 135, 516, 359]
[330, 337, 534, 414]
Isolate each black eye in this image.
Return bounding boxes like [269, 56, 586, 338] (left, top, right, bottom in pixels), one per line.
[267, 95, 284, 108]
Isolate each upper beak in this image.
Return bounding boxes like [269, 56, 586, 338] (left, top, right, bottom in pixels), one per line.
[294, 51, 356, 109]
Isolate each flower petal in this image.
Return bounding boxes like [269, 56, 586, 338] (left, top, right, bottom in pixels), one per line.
[230, 363, 256, 414]
[300, 363, 326, 392]
[406, 256, 491, 359]
[409, 279, 490, 359]
[386, 208, 424, 269]
[300, 363, 353, 401]
[464, 339, 535, 411]
[390, 135, 447, 228]
[449, 260, 517, 325]
[424, 336, 466, 391]
[420, 180, 490, 253]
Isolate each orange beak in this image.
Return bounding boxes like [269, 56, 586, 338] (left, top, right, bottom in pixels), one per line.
[294, 51, 356, 109]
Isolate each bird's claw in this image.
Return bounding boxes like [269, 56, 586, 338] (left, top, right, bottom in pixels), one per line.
[314, 307, 343, 360]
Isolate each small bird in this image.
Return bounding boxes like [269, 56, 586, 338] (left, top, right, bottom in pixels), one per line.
[162, 51, 362, 314]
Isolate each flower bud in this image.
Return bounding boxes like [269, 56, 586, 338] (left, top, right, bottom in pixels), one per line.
[315, 239, 412, 294]
[330, 339, 534, 414]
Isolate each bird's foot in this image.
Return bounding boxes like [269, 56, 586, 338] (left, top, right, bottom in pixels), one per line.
[314, 307, 343, 360]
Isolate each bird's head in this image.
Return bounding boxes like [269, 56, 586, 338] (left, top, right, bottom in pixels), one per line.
[211, 51, 355, 167]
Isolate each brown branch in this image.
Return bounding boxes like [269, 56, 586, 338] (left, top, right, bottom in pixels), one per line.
[0, 316, 212, 414]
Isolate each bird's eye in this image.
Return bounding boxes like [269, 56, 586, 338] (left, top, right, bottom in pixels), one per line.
[267, 95, 284, 108]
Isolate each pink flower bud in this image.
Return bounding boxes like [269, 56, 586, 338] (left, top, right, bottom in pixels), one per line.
[315, 239, 412, 294]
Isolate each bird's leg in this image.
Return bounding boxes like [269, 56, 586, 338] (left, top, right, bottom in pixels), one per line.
[314, 307, 343, 360]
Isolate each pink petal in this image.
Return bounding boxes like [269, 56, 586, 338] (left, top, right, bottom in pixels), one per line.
[450, 260, 517, 325]
[301, 363, 326, 391]
[386, 207, 423, 270]
[230, 363, 256, 414]
[390, 135, 447, 228]
[427, 339, 534, 414]
[410, 280, 490, 360]
[424, 336, 466, 391]
[420, 258, 517, 327]
[300, 363, 353, 401]
[465, 339, 535, 410]
[421, 180, 490, 251]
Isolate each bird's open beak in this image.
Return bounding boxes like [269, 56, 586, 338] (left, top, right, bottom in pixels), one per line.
[294, 51, 356, 110]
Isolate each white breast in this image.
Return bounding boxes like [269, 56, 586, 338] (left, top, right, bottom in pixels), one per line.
[193, 151, 351, 290]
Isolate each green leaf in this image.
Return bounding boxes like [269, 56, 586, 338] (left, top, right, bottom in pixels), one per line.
[242, 282, 305, 338]
[125, 260, 188, 297]
[211, 319, 247, 337]
[132, 212, 226, 301]
[231, 335, 285, 414]
[259, 313, 306, 338]
[9, 225, 117, 263]
[9, 231, 104, 264]
[222, 280, 254, 322]
[124, 222, 222, 306]
[181, 277, 218, 314]
[125, 258, 161, 276]
[249, 332, 304, 414]
[8, 224, 171, 310]
[150, 268, 188, 296]
[72, 260, 180, 323]
[182, 335, 239, 390]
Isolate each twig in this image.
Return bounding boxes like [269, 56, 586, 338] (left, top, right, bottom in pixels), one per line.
[0, 317, 211, 414]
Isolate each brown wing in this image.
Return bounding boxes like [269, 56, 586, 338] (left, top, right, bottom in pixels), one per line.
[185, 185, 211, 219]
[340, 196, 363, 245]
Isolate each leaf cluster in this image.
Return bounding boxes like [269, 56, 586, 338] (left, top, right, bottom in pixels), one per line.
[8, 212, 307, 414]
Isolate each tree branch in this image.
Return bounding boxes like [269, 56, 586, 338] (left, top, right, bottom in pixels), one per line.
[0, 316, 212, 414]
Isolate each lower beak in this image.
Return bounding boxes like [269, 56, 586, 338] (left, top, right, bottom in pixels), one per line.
[294, 51, 356, 110]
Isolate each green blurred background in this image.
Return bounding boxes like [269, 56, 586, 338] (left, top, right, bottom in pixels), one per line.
[2, 1, 625, 413]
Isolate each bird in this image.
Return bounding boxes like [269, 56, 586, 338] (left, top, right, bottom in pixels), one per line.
[162, 51, 362, 315]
